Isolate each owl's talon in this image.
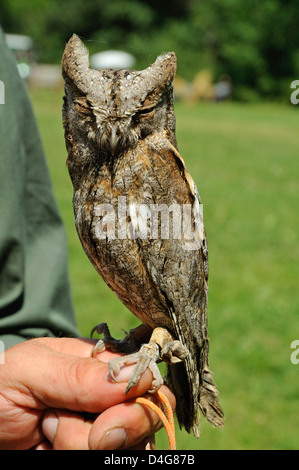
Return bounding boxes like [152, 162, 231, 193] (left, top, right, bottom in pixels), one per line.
[160, 340, 189, 364]
[91, 322, 115, 357]
[91, 322, 153, 357]
[108, 361, 121, 382]
[106, 351, 140, 384]
[147, 360, 164, 393]
[91, 322, 111, 339]
[92, 339, 106, 355]
[103, 341, 163, 393]
[124, 342, 161, 393]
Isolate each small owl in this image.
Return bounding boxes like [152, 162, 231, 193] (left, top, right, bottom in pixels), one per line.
[62, 34, 223, 437]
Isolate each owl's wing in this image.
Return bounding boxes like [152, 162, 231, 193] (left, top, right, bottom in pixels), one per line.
[135, 134, 224, 435]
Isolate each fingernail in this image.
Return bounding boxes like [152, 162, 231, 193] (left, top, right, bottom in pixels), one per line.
[98, 427, 127, 450]
[106, 364, 136, 383]
[42, 412, 58, 444]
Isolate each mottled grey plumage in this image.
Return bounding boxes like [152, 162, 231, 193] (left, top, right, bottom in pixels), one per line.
[62, 34, 223, 436]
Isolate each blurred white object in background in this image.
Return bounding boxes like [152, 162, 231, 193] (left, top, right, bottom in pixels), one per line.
[90, 50, 136, 70]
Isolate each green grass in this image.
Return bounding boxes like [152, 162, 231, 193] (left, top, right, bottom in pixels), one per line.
[30, 87, 299, 450]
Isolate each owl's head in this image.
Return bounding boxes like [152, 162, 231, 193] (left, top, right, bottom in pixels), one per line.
[62, 34, 176, 158]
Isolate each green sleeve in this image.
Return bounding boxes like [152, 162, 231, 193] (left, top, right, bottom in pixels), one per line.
[0, 29, 79, 348]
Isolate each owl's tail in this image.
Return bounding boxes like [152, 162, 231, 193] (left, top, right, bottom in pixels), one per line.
[167, 357, 224, 437]
[198, 366, 224, 430]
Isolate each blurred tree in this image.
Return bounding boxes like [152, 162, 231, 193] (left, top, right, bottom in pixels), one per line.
[1, 0, 298, 100]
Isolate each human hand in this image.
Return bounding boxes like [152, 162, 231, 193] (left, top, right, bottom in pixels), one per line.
[0, 337, 175, 450]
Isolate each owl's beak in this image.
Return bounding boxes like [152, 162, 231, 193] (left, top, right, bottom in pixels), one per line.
[110, 126, 119, 156]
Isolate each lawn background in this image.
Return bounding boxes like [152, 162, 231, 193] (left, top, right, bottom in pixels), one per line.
[30, 88, 299, 450]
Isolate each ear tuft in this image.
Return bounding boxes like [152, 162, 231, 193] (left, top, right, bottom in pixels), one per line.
[62, 34, 90, 91]
[153, 52, 177, 84]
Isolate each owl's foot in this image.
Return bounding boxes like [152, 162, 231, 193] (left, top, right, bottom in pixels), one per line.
[104, 327, 189, 394]
[91, 322, 152, 356]
[149, 327, 189, 365]
[108, 342, 163, 393]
